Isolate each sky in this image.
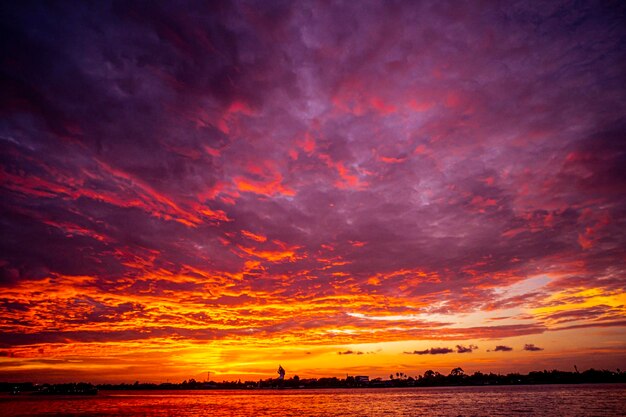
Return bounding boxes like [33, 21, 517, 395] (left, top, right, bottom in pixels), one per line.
[1, 0, 625, 383]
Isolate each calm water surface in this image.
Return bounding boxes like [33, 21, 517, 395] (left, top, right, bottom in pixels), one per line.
[2, 384, 625, 416]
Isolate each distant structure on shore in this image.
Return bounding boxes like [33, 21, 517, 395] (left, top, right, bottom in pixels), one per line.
[355, 376, 369, 384]
[277, 365, 286, 381]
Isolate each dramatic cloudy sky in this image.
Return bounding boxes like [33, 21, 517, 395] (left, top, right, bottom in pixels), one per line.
[1, 0, 625, 382]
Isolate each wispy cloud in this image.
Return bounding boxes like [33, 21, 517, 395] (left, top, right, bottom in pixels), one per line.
[0, 0, 624, 381]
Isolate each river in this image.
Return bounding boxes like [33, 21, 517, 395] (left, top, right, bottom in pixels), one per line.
[2, 384, 625, 416]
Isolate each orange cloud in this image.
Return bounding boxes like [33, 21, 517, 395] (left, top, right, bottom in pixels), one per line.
[407, 99, 433, 112]
[318, 153, 368, 190]
[234, 176, 295, 196]
[236, 245, 300, 263]
[370, 97, 397, 115]
[233, 160, 295, 197]
[241, 230, 268, 242]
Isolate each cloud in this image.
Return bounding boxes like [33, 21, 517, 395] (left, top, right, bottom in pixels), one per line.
[524, 344, 544, 352]
[493, 345, 513, 352]
[456, 344, 478, 353]
[337, 350, 363, 355]
[405, 347, 454, 355]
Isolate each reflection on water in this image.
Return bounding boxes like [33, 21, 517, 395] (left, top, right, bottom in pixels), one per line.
[2, 384, 625, 417]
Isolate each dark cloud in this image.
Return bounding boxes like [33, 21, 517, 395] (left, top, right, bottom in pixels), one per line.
[337, 350, 363, 355]
[524, 344, 544, 352]
[456, 344, 478, 353]
[493, 345, 513, 352]
[405, 347, 454, 355]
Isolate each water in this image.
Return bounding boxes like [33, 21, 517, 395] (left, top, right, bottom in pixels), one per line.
[2, 384, 625, 416]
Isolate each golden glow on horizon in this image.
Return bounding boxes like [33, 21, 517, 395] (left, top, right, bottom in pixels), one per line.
[2, 264, 625, 383]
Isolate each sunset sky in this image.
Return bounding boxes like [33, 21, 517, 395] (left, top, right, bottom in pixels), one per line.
[1, 1, 625, 383]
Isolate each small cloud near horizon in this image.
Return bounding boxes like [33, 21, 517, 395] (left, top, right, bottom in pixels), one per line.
[405, 347, 454, 355]
[456, 344, 478, 353]
[490, 345, 514, 352]
[524, 344, 544, 351]
[338, 350, 363, 355]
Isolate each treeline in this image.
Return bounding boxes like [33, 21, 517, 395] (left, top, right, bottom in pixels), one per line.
[380, 368, 626, 387]
[2, 368, 625, 392]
